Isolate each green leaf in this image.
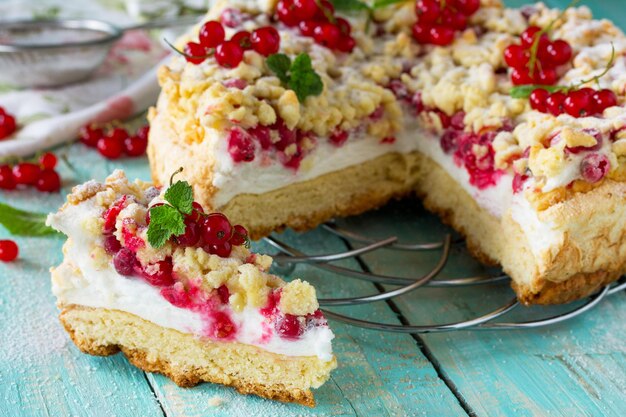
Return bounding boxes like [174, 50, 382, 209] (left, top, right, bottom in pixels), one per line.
[266, 53, 292, 85]
[288, 53, 324, 102]
[372, 0, 407, 9]
[0, 203, 61, 237]
[147, 204, 185, 248]
[330, 0, 371, 12]
[509, 84, 566, 99]
[164, 180, 193, 214]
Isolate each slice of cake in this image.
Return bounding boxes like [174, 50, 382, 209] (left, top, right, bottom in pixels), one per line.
[148, 0, 626, 305]
[47, 170, 336, 406]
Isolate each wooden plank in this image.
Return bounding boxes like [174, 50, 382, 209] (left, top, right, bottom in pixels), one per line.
[343, 198, 626, 417]
[0, 148, 164, 417]
[145, 227, 468, 417]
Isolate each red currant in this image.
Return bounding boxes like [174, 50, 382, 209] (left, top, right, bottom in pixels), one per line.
[79, 125, 103, 147]
[104, 235, 122, 254]
[581, 153, 610, 183]
[113, 248, 137, 276]
[176, 219, 200, 247]
[429, 25, 455, 46]
[227, 128, 256, 162]
[592, 89, 618, 114]
[189, 201, 205, 223]
[546, 91, 566, 116]
[535, 67, 557, 85]
[275, 314, 302, 339]
[201, 213, 233, 245]
[184, 42, 208, 65]
[564, 89, 592, 117]
[0, 165, 16, 190]
[520, 26, 546, 49]
[124, 134, 148, 157]
[337, 36, 356, 53]
[453, 0, 480, 16]
[529, 88, 550, 112]
[250, 27, 281, 56]
[545, 39, 572, 65]
[315, 0, 335, 20]
[215, 40, 244, 68]
[142, 259, 175, 286]
[277, 0, 299, 27]
[199, 21, 225, 48]
[329, 130, 349, 146]
[36, 169, 61, 192]
[336, 17, 351, 35]
[13, 162, 40, 185]
[249, 125, 272, 150]
[293, 0, 319, 21]
[97, 128, 126, 159]
[415, 0, 441, 23]
[39, 152, 57, 169]
[136, 125, 150, 140]
[0, 112, 17, 140]
[232, 30, 252, 49]
[412, 22, 432, 43]
[510, 68, 533, 85]
[299, 20, 319, 37]
[0, 240, 18, 262]
[204, 241, 233, 258]
[217, 285, 230, 304]
[220, 8, 246, 28]
[229, 224, 248, 246]
[503, 45, 529, 69]
[314, 23, 341, 47]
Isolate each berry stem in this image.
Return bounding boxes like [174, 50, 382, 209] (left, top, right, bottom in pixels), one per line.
[527, 0, 580, 77]
[169, 167, 184, 186]
[163, 38, 214, 61]
[315, 0, 336, 23]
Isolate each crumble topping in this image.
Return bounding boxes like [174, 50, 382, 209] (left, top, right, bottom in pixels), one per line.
[155, 0, 626, 206]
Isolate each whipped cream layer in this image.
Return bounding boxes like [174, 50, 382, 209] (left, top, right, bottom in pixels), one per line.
[48, 197, 334, 362]
[212, 116, 514, 218]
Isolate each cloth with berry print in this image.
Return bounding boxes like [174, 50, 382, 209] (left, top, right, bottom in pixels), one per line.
[0, 0, 202, 159]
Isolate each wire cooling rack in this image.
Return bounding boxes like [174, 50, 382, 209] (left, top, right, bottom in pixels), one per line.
[264, 221, 626, 333]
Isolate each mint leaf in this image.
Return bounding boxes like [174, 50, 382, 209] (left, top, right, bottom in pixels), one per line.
[267, 53, 324, 102]
[164, 180, 193, 214]
[147, 204, 185, 248]
[0, 203, 61, 237]
[510, 84, 567, 99]
[289, 53, 324, 102]
[266, 53, 291, 85]
[330, 0, 371, 12]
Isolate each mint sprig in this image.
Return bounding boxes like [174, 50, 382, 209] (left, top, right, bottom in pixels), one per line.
[372, 0, 407, 9]
[146, 171, 195, 248]
[266, 53, 324, 102]
[0, 203, 61, 237]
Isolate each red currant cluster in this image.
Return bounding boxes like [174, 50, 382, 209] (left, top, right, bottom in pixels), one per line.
[412, 0, 480, 46]
[277, 0, 355, 53]
[529, 87, 618, 117]
[183, 20, 280, 68]
[79, 124, 149, 160]
[504, 26, 572, 86]
[0, 239, 18, 262]
[146, 202, 249, 258]
[0, 152, 61, 192]
[0, 107, 17, 140]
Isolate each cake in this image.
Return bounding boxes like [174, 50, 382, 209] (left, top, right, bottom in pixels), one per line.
[147, 0, 626, 305]
[47, 170, 336, 406]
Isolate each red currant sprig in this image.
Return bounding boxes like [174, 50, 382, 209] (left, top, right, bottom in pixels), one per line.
[530, 87, 617, 117]
[0, 107, 18, 140]
[170, 21, 281, 68]
[79, 123, 149, 160]
[0, 152, 61, 192]
[503, 25, 572, 86]
[412, 0, 480, 47]
[276, 0, 356, 53]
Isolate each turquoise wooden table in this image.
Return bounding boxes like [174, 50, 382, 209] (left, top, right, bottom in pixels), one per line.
[1, 1, 626, 416]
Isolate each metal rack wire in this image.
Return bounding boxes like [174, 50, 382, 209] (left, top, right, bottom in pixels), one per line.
[264, 221, 626, 333]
